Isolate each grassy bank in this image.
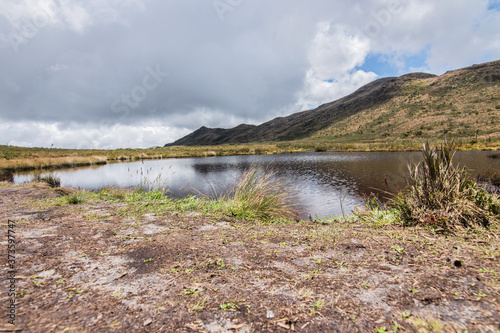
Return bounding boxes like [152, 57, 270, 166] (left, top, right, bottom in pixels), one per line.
[18, 163, 299, 224]
[15, 141, 499, 234]
[2, 136, 499, 174]
[0, 143, 302, 174]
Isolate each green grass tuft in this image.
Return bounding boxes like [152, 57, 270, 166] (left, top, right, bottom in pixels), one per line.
[391, 140, 500, 229]
[66, 194, 86, 205]
[221, 164, 299, 221]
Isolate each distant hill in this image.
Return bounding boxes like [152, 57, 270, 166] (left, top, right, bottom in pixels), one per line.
[165, 60, 500, 146]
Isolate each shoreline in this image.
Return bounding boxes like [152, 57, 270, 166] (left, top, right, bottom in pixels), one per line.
[1, 142, 499, 175]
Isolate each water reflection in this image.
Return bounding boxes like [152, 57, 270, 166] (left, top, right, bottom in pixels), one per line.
[14, 151, 499, 219]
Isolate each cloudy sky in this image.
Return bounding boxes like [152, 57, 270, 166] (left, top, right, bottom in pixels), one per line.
[1, 0, 499, 149]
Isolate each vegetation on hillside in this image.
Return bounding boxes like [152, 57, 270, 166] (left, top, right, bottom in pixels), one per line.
[313, 62, 500, 145]
[168, 60, 500, 147]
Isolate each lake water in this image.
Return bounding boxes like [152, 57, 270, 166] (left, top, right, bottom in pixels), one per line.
[13, 151, 500, 219]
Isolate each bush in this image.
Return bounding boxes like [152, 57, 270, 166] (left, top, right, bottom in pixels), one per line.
[391, 141, 500, 229]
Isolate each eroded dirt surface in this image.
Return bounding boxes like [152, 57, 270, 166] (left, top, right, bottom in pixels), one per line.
[0, 184, 499, 332]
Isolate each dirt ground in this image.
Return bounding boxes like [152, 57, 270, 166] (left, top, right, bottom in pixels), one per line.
[0, 183, 499, 332]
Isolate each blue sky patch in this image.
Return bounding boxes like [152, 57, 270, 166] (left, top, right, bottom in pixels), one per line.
[358, 54, 398, 77]
[488, 0, 500, 10]
[358, 49, 429, 78]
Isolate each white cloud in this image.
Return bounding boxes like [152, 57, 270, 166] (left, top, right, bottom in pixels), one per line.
[0, 0, 499, 148]
[295, 22, 377, 110]
[0, 120, 190, 149]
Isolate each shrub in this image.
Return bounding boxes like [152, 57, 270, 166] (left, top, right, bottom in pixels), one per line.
[391, 141, 500, 229]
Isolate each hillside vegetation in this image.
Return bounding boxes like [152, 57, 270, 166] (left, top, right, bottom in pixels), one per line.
[313, 61, 500, 144]
[166, 60, 500, 147]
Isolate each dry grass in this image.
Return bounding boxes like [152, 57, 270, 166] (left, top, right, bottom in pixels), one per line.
[0, 156, 108, 172]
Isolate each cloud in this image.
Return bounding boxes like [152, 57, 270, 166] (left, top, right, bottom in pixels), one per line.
[0, 120, 190, 149]
[295, 22, 377, 110]
[0, 0, 499, 148]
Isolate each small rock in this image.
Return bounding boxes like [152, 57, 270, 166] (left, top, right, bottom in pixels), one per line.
[267, 310, 275, 319]
[143, 319, 152, 326]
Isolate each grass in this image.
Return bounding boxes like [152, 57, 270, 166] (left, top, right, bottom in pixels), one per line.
[1, 135, 498, 176]
[87, 165, 298, 222]
[66, 194, 87, 205]
[0, 154, 108, 172]
[220, 164, 298, 221]
[391, 141, 500, 229]
[33, 174, 61, 188]
[6, 138, 498, 233]
[0, 144, 300, 173]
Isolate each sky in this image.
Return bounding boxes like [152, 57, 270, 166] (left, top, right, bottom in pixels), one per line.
[0, 0, 499, 149]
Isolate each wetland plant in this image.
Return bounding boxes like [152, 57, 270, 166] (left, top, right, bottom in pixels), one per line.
[222, 164, 298, 220]
[392, 141, 500, 229]
[33, 174, 61, 188]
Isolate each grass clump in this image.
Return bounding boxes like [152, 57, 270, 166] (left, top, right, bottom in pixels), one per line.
[66, 194, 87, 205]
[392, 141, 500, 229]
[221, 164, 298, 221]
[33, 174, 61, 188]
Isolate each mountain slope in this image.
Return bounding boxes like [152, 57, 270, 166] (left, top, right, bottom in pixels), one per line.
[165, 60, 500, 146]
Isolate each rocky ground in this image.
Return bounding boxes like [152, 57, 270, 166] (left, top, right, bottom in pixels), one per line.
[0, 183, 499, 332]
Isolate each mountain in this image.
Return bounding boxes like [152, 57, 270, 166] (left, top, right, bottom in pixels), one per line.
[165, 60, 500, 146]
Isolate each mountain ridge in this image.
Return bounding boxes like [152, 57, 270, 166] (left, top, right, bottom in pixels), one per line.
[165, 60, 500, 146]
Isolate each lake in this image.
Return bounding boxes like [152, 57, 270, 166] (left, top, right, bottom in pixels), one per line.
[13, 151, 500, 219]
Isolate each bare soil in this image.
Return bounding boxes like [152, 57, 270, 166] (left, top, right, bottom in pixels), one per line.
[1, 184, 499, 332]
